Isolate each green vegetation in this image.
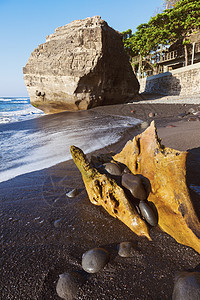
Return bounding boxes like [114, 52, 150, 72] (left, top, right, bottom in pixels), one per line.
[122, 0, 200, 71]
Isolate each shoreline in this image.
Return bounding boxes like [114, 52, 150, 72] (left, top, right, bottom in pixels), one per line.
[0, 100, 199, 184]
[1, 101, 200, 299]
[0, 108, 142, 184]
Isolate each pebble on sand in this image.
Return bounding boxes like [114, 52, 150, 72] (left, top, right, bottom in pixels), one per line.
[56, 271, 85, 300]
[66, 188, 79, 198]
[54, 218, 63, 228]
[117, 241, 136, 257]
[148, 112, 155, 118]
[82, 247, 109, 273]
[172, 271, 200, 300]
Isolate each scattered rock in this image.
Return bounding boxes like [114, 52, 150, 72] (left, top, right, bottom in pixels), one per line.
[66, 188, 79, 198]
[122, 173, 147, 200]
[188, 108, 196, 114]
[103, 162, 122, 176]
[139, 200, 158, 226]
[56, 271, 85, 300]
[188, 117, 199, 122]
[54, 218, 63, 228]
[23, 16, 139, 113]
[149, 112, 155, 118]
[117, 241, 136, 257]
[172, 271, 200, 300]
[82, 247, 109, 273]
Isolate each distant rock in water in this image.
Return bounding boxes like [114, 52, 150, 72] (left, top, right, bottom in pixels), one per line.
[23, 16, 139, 113]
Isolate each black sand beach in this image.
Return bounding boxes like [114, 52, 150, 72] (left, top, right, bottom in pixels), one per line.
[1, 101, 200, 299]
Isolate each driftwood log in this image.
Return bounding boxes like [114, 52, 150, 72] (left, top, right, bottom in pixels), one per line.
[70, 121, 200, 254]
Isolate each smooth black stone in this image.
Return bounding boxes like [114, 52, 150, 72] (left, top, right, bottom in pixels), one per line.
[82, 247, 109, 273]
[172, 271, 200, 300]
[56, 271, 85, 300]
[122, 173, 147, 200]
[117, 241, 136, 257]
[139, 201, 157, 226]
[103, 162, 122, 176]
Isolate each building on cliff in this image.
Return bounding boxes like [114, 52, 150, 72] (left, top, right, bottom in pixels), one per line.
[132, 31, 200, 79]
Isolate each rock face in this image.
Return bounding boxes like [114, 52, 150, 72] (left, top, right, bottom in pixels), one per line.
[23, 16, 139, 113]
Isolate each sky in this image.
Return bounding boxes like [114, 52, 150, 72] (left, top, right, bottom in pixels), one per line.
[0, 0, 163, 97]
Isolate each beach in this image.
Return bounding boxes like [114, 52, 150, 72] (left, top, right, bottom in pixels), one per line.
[1, 98, 200, 299]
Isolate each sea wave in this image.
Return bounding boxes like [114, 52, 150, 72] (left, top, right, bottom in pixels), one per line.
[0, 112, 142, 183]
[0, 98, 44, 124]
[0, 97, 29, 102]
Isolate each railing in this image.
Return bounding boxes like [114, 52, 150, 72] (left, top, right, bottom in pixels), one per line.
[160, 50, 178, 62]
[132, 53, 158, 64]
[132, 44, 200, 66]
[132, 50, 182, 64]
[196, 42, 200, 53]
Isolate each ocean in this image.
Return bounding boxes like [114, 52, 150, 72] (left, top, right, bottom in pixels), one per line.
[0, 97, 44, 124]
[0, 97, 142, 184]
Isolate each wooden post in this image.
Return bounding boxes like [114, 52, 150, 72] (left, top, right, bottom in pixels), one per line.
[184, 44, 188, 66]
[160, 44, 163, 63]
[138, 55, 142, 79]
[191, 42, 195, 65]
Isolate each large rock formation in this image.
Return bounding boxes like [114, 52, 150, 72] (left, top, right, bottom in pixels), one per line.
[23, 16, 139, 113]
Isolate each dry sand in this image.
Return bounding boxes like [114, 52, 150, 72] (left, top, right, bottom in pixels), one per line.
[1, 101, 200, 299]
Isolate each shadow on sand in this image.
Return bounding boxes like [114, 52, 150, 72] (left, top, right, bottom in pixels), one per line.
[186, 146, 200, 222]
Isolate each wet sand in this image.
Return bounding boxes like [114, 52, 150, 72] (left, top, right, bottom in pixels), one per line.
[1, 102, 200, 299]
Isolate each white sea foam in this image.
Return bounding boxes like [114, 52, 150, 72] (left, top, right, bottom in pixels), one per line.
[0, 97, 44, 124]
[0, 114, 142, 183]
[0, 106, 44, 123]
[0, 97, 29, 102]
[0, 98, 13, 102]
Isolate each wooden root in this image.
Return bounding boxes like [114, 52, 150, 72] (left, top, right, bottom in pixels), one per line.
[114, 121, 200, 254]
[70, 121, 200, 254]
[70, 145, 151, 240]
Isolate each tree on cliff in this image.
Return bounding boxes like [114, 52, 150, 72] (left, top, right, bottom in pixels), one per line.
[123, 0, 200, 67]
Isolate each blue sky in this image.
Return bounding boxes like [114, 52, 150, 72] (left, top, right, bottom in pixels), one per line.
[0, 0, 162, 96]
